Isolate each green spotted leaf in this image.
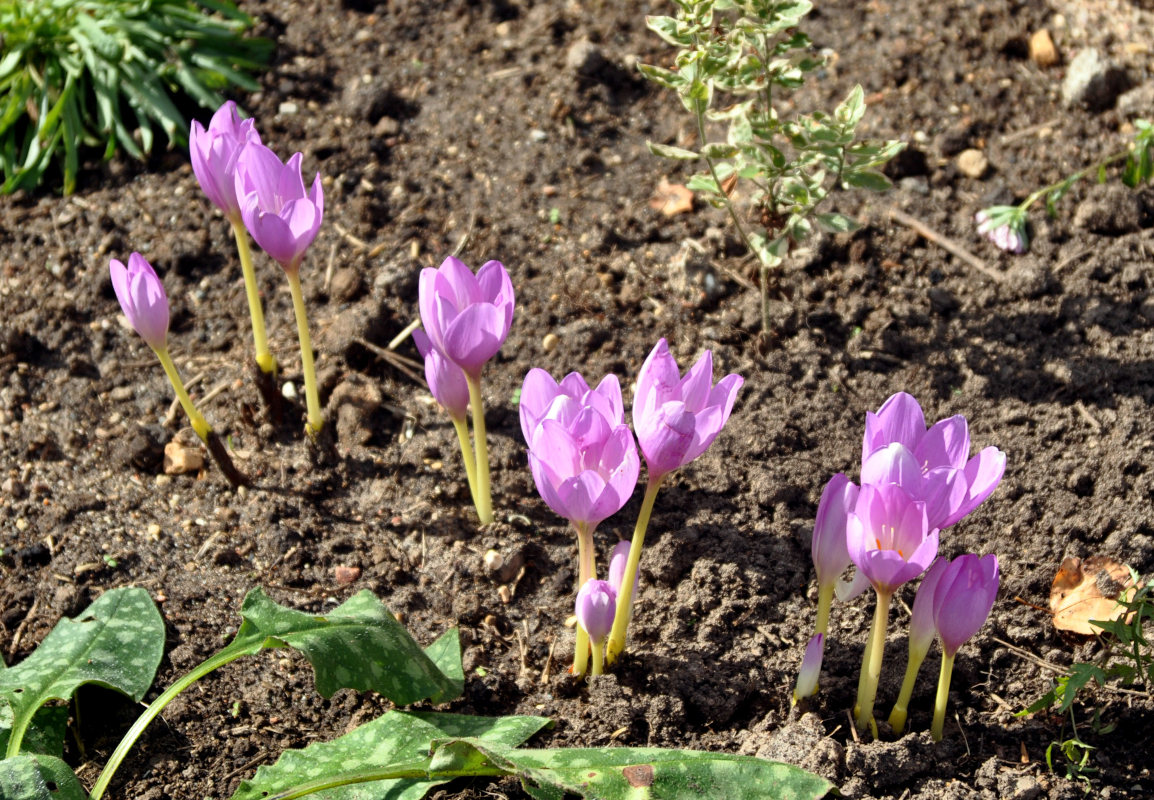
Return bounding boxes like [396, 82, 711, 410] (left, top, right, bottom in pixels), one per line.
[443, 740, 833, 800]
[228, 711, 550, 800]
[0, 754, 86, 800]
[0, 704, 69, 758]
[0, 587, 164, 757]
[224, 588, 463, 705]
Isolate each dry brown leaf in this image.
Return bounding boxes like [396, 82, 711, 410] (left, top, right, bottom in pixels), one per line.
[1049, 555, 1135, 635]
[648, 177, 694, 217]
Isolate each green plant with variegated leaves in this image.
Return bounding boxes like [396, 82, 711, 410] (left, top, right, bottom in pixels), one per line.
[0, 585, 832, 800]
[0, 0, 273, 195]
[639, 0, 904, 335]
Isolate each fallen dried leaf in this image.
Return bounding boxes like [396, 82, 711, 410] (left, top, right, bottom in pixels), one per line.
[1049, 555, 1135, 635]
[648, 177, 694, 217]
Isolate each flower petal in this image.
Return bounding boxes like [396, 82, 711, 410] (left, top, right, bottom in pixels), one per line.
[863, 391, 926, 461]
[442, 302, 505, 374]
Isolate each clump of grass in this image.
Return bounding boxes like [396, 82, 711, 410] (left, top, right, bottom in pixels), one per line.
[0, 0, 273, 195]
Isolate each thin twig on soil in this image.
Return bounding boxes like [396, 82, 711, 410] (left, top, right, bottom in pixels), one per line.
[7, 597, 40, 659]
[887, 207, 1004, 284]
[999, 117, 1061, 145]
[165, 371, 207, 426]
[355, 336, 425, 385]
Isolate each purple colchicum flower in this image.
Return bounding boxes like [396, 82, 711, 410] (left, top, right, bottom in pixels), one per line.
[413, 329, 469, 422]
[234, 144, 324, 270]
[576, 579, 617, 644]
[632, 338, 743, 481]
[847, 484, 939, 596]
[190, 101, 262, 219]
[793, 633, 825, 703]
[860, 392, 1006, 531]
[520, 369, 625, 449]
[109, 253, 169, 352]
[932, 554, 1000, 657]
[419, 257, 515, 377]
[526, 412, 640, 533]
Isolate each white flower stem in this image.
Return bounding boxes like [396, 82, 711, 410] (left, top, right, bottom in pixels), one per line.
[465, 374, 493, 524]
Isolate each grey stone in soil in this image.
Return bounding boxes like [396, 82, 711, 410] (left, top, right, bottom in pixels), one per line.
[1061, 48, 1129, 111]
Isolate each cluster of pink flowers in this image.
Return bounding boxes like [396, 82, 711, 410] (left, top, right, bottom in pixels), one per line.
[798, 392, 1005, 740]
[111, 101, 327, 440]
[519, 340, 742, 675]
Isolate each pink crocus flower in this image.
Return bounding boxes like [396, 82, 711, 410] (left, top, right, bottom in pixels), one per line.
[109, 253, 169, 351]
[413, 329, 469, 422]
[526, 413, 640, 533]
[577, 578, 618, 676]
[234, 144, 324, 271]
[860, 392, 1006, 531]
[932, 553, 1000, 657]
[632, 338, 743, 482]
[520, 369, 625, 449]
[576, 579, 617, 644]
[418, 257, 515, 377]
[847, 483, 940, 596]
[189, 101, 262, 219]
[929, 552, 999, 740]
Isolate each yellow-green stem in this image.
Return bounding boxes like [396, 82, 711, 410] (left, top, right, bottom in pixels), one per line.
[572, 521, 596, 676]
[931, 651, 955, 741]
[154, 347, 211, 442]
[229, 217, 276, 374]
[815, 581, 835, 635]
[465, 374, 493, 524]
[451, 416, 481, 512]
[854, 588, 892, 733]
[590, 640, 605, 676]
[887, 640, 930, 736]
[88, 647, 245, 800]
[605, 474, 665, 664]
[286, 270, 323, 434]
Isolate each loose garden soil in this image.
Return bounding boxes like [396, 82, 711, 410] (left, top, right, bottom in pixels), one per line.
[3, 0, 1154, 797]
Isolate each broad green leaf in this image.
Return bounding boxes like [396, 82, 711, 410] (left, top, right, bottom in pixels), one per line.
[645, 15, 693, 47]
[637, 63, 685, 90]
[647, 141, 700, 161]
[444, 740, 832, 800]
[229, 711, 550, 800]
[0, 587, 164, 757]
[816, 212, 860, 233]
[843, 169, 891, 192]
[224, 588, 462, 704]
[0, 704, 69, 758]
[0, 754, 85, 800]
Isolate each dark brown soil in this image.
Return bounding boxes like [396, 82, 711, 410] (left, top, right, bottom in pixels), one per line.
[3, 0, 1154, 798]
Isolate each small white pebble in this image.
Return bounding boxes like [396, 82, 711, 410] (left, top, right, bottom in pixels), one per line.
[282, 382, 298, 400]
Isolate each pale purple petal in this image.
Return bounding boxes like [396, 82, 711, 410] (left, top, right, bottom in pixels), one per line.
[917, 416, 970, 471]
[442, 303, 506, 374]
[793, 633, 825, 701]
[438, 256, 483, 308]
[863, 392, 926, 461]
[812, 473, 859, 588]
[861, 442, 923, 493]
[909, 557, 948, 654]
[639, 400, 696, 478]
[679, 350, 714, 412]
[414, 329, 468, 420]
[109, 253, 169, 351]
[608, 540, 635, 597]
[520, 368, 564, 445]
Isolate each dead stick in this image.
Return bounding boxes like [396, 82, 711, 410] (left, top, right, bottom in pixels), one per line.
[205, 431, 250, 488]
[887, 207, 1004, 283]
